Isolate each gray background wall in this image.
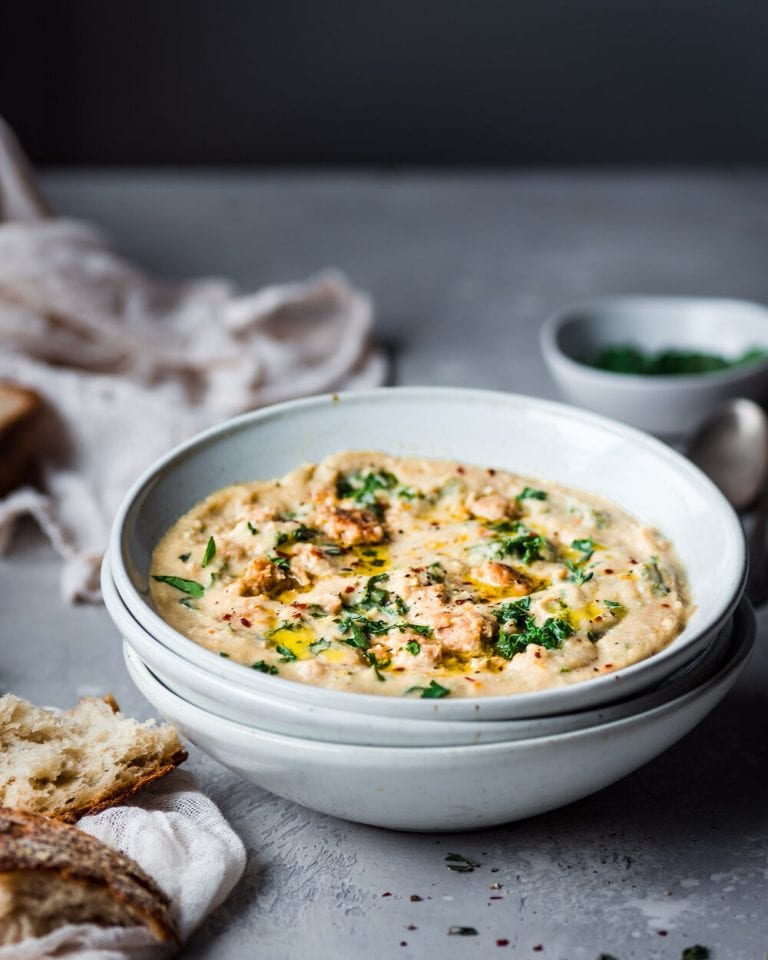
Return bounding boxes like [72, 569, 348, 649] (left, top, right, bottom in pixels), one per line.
[2, 0, 768, 166]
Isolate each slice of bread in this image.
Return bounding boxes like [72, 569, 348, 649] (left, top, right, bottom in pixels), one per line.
[0, 382, 42, 497]
[0, 808, 177, 944]
[0, 695, 187, 822]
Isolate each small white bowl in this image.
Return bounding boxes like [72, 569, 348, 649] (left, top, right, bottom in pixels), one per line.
[541, 296, 768, 436]
[122, 598, 754, 831]
[108, 388, 746, 721]
[105, 556, 735, 747]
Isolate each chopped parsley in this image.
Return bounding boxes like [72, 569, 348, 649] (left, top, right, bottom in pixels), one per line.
[403, 640, 421, 655]
[178, 597, 197, 609]
[353, 574, 409, 616]
[275, 644, 297, 662]
[488, 522, 549, 565]
[565, 559, 594, 585]
[445, 852, 478, 873]
[589, 342, 768, 375]
[201, 536, 216, 568]
[320, 543, 346, 556]
[358, 573, 390, 609]
[494, 595, 532, 629]
[571, 537, 595, 562]
[447, 926, 478, 936]
[269, 555, 291, 570]
[267, 621, 303, 637]
[516, 486, 547, 501]
[339, 615, 376, 649]
[247, 521, 259, 535]
[274, 524, 316, 547]
[336, 469, 398, 514]
[152, 575, 205, 598]
[603, 599, 623, 608]
[251, 660, 278, 675]
[407, 679, 450, 699]
[681, 948, 710, 960]
[309, 638, 331, 655]
[178, 552, 191, 562]
[643, 555, 670, 595]
[306, 604, 329, 618]
[495, 612, 574, 660]
[396, 622, 433, 636]
[218, 651, 230, 657]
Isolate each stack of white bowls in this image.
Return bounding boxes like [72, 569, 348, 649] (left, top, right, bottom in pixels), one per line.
[104, 388, 752, 831]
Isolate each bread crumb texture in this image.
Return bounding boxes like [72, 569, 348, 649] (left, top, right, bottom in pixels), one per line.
[0, 808, 177, 944]
[0, 695, 187, 822]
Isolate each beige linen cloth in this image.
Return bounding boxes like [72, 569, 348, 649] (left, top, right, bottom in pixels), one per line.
[0, 772, 247, 960]
[0, 118, 386, 601]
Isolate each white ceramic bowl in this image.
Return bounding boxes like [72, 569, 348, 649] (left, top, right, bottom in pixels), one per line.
[541, 296, 768, 436]
[108, 388, 746, 721]
[122, 598, 754, 831]
[105, 555, 734, 747]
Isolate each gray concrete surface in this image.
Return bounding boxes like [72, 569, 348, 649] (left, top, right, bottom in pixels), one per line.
[2, 170, 767, 959]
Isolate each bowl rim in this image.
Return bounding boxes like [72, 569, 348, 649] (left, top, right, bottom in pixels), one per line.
[122, 595, 755, 758]
[108, 385, 747, 718]
[541, 294, 768, 386]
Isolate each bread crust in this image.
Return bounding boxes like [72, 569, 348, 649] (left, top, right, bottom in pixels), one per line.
[0, 694, 188, 822]
[52, 748, 189, 823]
[0, 808, 178, 943]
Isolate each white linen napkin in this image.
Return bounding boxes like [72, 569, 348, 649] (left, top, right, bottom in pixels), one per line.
[0, 772, 246, 960]
[0, 117, 386, 601]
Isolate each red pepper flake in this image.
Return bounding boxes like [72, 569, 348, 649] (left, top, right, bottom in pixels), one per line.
[490, 895, 503, 900]
[534, 651, 541, 659]
[222, 613, 232, 621]
[658, 930, 668, 937]
[382, 892, 392, 897]
[603, 568, 614, 574]
[292, 602, 308, 610]
[455, 598, 469, 605]
[240, 617, 251, 627]
[400, 942, 407, 947]
[410, 895, 423, 902]
[344, 585, 355, 593]
[457, 466, 466, 474]
[488, 469, 497, 476]
[661, 602, 671, 608]
[629, 557, 638, 564]
[604, 663, 614, 669]
[464, 676, 477, 682]
[533, 946, 543, 952]
[496, 940, 509, 947]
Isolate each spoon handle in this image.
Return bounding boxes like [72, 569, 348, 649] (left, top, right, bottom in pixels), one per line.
[746, 485, 768, 606]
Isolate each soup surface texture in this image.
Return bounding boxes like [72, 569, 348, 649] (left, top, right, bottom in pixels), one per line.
[150, 452, 691, 698]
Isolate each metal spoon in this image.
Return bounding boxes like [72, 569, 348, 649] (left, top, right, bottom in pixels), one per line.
[686, 397, 768, 605]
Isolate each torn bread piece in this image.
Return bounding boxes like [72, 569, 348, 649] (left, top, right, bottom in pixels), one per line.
[0, 695, 187, 822]
[0, 808, 177, 944]
[0, 381, 42, 497]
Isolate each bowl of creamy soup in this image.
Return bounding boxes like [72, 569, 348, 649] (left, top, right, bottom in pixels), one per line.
[120, 599, 755, 830]
[108, 388, 746, 721]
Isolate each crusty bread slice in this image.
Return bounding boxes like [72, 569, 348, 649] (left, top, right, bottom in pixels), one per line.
[0, 381, 42, 497]
[0, 808, 177, 944]
[0, 695, 187, 822]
